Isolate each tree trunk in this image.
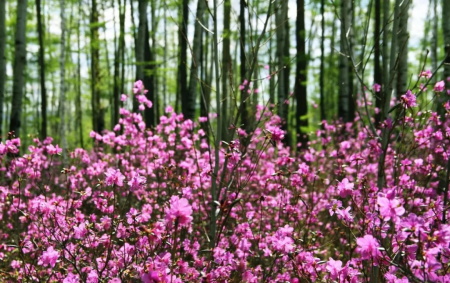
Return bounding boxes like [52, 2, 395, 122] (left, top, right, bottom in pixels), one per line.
[36, 0, 47, 140]
[58, 0, 67, 151]
[143, 21, 155, 127]
[319, 0, 325, 122]
[90, 0, 104, 133]
[374, 0, 382, 125]
[439, 0, 450, 119]
[239, 0, 248, 131]
[221, 0, 231, 140]
[151, 0, 159, 123]
[380, 0, 390, 123]
[0, 0, 5, 139]
[295, 0, 308, 149]
[135, 0, 147, 112]
[178, 0, 188, 118]
[396, 1, 409, 98]
[186, 0, 206, 121]
[276, 1, 288, 127]
[338, 0, 354, 123]
[113, 0, 125, 127]
[76, 0, 83, 148]
[9, 0, 28, 137]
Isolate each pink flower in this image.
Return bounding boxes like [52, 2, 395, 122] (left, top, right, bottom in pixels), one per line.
[105, 168, 125, 187]
[87, 270, 99, 283]
[336, 206, 354, 223]
[377, 196, 405, 221]
[266, 126, 285, 142]
[141, 271, 160, 283]
[326, 258, 347, 280]
[434, 80, 445, 92]
[120, 94, 128, 101]
[46, 144, 62, 155]
[63, 272, 80, 283]
[356, 235, 382, 261]
[127, 172, 146, 191]
[419, 70, 432, 79]
[165, 196, 193, 228]
[400, 90, 417, 108]
[133, 80, 145, 94]
[38, 246, 59, 268]
[372, 83, 381, 92]
[337, 178, 354, 198]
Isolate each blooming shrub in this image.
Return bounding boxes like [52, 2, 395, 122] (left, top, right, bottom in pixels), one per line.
[0, 81, 449, 282]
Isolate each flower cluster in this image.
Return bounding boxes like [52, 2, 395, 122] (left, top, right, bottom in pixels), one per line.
[0, 81, 449, 282]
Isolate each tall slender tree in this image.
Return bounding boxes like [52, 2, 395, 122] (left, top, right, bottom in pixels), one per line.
[135, 0, 147, 86]
[338, 0, 354, 123]
[319, 0, 325, 123]
[396, 0, 409, 98]
[221, 0, 231, 139]
[9, 0, 28, 137]
[294, 0, 308, 149]
[90, 0, 104, 133]
[440, 0, 450, 118]
[374, 0, 382, 125]
[186, 0, 207, 121]
[0, 0, 6, 139]
[76, 0, 83, 147]
[113, 0, 125, 127]
[143, 21, 155, 126]
[276, 1, 289, 128]
[178, 0, 188, 116]
[239, 0, 249, 131]
[36, 0, 47, 140]
[58, 0, 68, 151]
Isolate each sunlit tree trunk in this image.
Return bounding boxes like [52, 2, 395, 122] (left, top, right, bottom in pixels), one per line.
[0, 0, 4, 139]
[9, 0, 28, 137]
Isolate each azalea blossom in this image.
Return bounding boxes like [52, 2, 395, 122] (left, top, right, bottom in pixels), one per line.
[356, 235, 382, 262]
[38, 246, 60, 268]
